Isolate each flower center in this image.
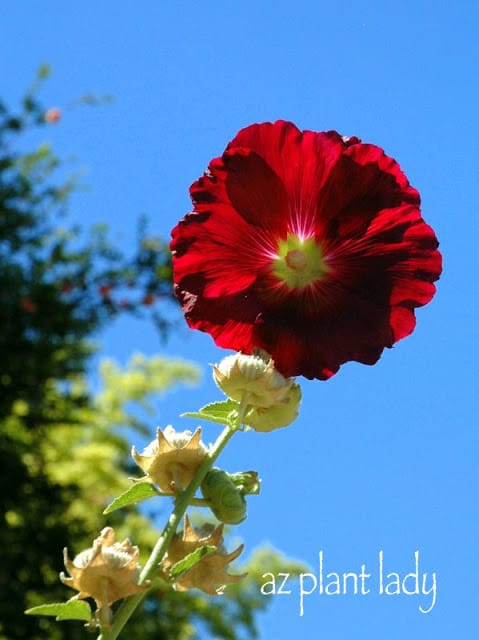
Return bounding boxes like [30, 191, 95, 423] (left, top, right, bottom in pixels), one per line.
[272, 234, 328, 290]
[285, 249, 308, 271]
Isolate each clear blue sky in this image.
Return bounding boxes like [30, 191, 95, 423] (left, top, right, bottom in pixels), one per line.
[2, 2, 478, 638]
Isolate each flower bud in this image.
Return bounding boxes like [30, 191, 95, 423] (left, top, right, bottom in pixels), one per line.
[201, 468, 247, 524]
[132, 426, 208, 492]
[60, 527, 149, 621]
[44, 107, 62, 123]
[213, 350, 292, 407]
[244, 382, 302, 432]
[162, 515, 245, 595]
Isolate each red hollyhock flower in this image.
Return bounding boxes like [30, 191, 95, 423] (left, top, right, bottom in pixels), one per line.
[171, 121, 441, 380]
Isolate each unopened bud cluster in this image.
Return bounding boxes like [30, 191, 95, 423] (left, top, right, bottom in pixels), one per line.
[213, 350, 301, 432]
[60, 528, 148, 625]
[55, 352, 298, 629]
[162, 515, 245, 595]
[132, 425, 208, 492]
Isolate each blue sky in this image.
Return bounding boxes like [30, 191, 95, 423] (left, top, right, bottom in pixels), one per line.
[2, 2, 478, 638]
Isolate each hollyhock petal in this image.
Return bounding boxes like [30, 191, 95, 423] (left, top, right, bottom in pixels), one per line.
[171, 121, 441, 379]
[228, 122, 349, 238]
[222, 149, 289, 231]
[389, 306, 417, 342]
[175, 283, 260, 352]
[254, 278, 398, 378]
[173, 148, 289, 298]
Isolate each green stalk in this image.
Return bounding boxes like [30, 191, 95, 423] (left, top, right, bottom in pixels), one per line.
[97, 394, 250, 640]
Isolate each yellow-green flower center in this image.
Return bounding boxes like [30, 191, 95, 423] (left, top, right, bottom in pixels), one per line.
[272, 234, 328, 289]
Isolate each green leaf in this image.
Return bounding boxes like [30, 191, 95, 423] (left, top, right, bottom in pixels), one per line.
[103, 482, 158, 514]
[169, 545, 216, 578]
[25, 600, 92, 621]
[182, 399, 240, 426]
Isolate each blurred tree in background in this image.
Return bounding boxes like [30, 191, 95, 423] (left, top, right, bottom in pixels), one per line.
[0, 68, 304, 639]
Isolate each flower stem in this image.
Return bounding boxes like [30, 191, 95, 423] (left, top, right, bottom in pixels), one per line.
[97, 395, 249, 640]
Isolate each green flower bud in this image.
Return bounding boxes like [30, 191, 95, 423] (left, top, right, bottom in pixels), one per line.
[201, 468, 247, 524]
[213, 350, 292, 407]
[228, 470, 261, 495]
[244, 382, 302, 432]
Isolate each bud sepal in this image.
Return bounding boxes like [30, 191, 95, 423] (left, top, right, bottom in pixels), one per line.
[131, 426, 208, 492]
[60, 527, 149, 626]
[213, 350, 293, 408]
[162, 515, 246, 595]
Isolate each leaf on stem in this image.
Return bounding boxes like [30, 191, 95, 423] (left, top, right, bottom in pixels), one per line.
[182, 400, 239, 427]
[103, 482, 159, 514]
[25, 600, 92, 621]
[168, 545, 217, 578]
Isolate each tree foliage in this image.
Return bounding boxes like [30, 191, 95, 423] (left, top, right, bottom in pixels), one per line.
[0, 70, 305, 640]
[0, 67, 178, 639]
